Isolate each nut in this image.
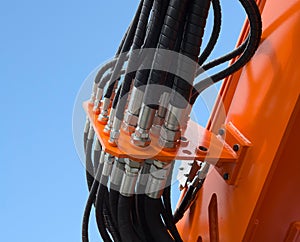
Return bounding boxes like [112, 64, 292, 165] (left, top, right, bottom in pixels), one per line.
[160, 125, 181, 142]
[122, 121, 136, 134]
[153, 160, 169, 169]
[124, 111, 139, 127]
[125, 158, 141, 170]
[158, 137, 179, 149]
[131, 134, 151, 147]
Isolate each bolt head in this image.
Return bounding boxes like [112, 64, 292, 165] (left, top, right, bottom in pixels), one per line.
[218, 128, 225, 136]
[223, 173, 230, 180]
[233, 144, 240, 152]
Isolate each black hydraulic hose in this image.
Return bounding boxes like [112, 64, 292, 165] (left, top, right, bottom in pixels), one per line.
[170, 0, 211, 109]
[161, 162, 182, 242]
[82, 162, 102, 242]
[143, 0, 190, 109]
[163, 0, 187, 92]
[173, 184, 194, 224]
[104, 0, 144, 100]
[85, 138, 94, 191]
[131, 195, 146, 242]
[118, 195, 141, 242]
[144, 196, 174, 242]
[173, 178, 206, 224]
[196, 35, 249, 76]
[162, 186, 183, 242]
[198, 0, 222, 66]
[95, 178, 113, 242]
[135, 162, 154, 242]
[136, 194, 153, 242]
[114, 0, 154, 118]
[133, 0, 169, 90]
[103, 191, 121, 242]
[192, 0, 262, 101]
[109, 189, 120, 228]
[190, 36, 249, 105]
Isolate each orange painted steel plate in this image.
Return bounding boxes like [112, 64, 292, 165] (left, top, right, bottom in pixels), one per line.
[83, 101, 236, 163]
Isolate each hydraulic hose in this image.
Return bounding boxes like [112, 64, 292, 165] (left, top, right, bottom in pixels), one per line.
[95, 183, 113, 242]
[118, 195, 141, 242]
[161, 162, 182, 242]
[142, 0, 190, 109]
[85, 127, 95, 191]
[198, 0, 222, 66]
[192, 0, 262, 101]
[104, 0, 144, 100]
[114, 0, 154, 120]
[133, 0, 169, 90]
[144, 196, 174, 242]
[170, 0, 211, 109]
[82, 160, 103, 242]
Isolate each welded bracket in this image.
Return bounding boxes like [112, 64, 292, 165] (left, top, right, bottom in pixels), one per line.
[214, 122, 252, 185]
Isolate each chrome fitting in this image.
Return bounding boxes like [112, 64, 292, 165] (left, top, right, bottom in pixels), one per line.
[164, 104, 185, 131]
[93, 88, 103, 112]
[146, 160, 172, 199]
[127, 87, 144, 116]
[94, 138, 101, 152]
[123, 88, 145, 133]
[102, 153, 114, 177]
[197, 162, 210, 180]
[159, 104, 185, 148]
[109, 118, 122, 145]
[104, 108, 116, 134]
[122, 111, 139, 134]
[98, 98, 110, 123]
[119, 159, 141, 197]
[136, 160, 153, 192]
[157, 92, 170, 118]
[87, 125, 95, 140]
[159, 126, 181, 141]
[131, 105, 156, 147]
[110, 158, 126, 189]
[84, 118, 90, 133]
[131, 127, 151, 147]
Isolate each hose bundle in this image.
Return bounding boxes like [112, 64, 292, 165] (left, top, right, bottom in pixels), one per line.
[82, 0, 262, 241]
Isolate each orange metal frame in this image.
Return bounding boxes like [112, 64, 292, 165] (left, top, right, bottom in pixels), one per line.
[177, 0, 300, 241]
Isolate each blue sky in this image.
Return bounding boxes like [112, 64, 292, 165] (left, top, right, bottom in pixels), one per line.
[0, 1, 245, 241]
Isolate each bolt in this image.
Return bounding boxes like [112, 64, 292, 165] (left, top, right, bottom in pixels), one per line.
[223, 173, 230, 180]
[218, 128, 225, 136]
[233, 144, 240, 152]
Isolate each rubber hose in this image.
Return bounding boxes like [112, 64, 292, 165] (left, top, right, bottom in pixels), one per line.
[95, 180, 112, 242]
[170, 0, 211, 109]
[143, 0, 190, 109]
[104, 0, 144, 99]
[144, 196, 174, 242]
[118, 195, 141, 242]
[134, 0, 170, 89]
[192, 0, 262, 101]
[198, 0, 222, 66]
[85, 138, 94, 191]
[82, 162, 102, 242]
[115, 0, 154, 120]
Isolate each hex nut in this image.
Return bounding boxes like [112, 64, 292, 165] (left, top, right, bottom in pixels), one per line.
[131, 133, 151, 147]
[160, 126, 181, 142]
